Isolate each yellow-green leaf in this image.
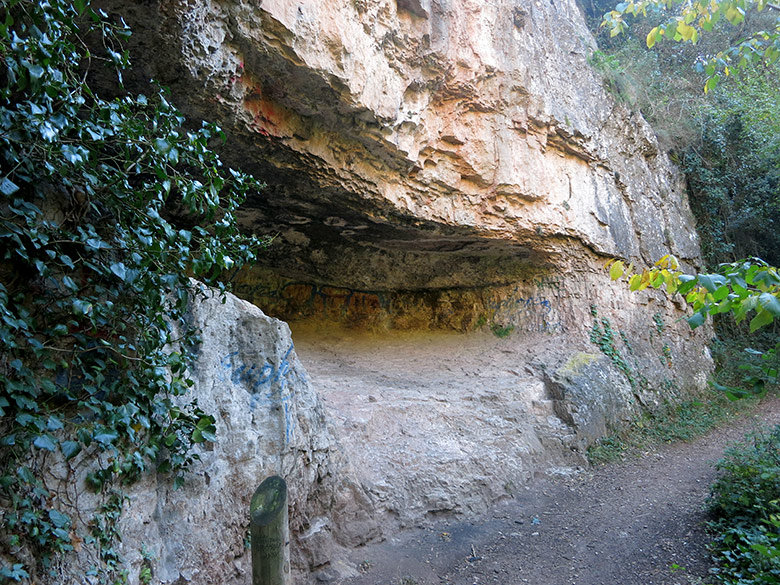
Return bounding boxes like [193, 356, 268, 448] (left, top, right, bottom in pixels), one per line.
[676, 21, 696, 42]
[646, 27, 659, 48]
[610, 261, 625, 281]
[749, 309, 773, 332]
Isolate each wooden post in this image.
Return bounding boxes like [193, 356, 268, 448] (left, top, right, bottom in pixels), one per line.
[250, 476, 290, 585]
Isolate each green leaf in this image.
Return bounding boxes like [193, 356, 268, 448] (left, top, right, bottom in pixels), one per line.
[110, 262, 127, 281]
[677, 275, 697, 295]
[712, 285, 730, 302]
[60, 441, 81, 460]
[195, 415, 215, 429]
[33, 435, 57, 452]
[72, 299, 93, 316]
[154, 138, 170, 154]
[0, 177, 20, 196]
[47, 416, 63, 431]
[749, 309, 774, 332]
[687, 311, 707, 329]
[758, 293, 780, 317]
[61, 145, 85, 165]
[94, 431, 118, 445]
[698, 274, 720, 293]
[48, 509, 70, 529]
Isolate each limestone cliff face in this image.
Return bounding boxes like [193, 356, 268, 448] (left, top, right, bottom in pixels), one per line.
[91, 1, 715, 582]
[110, 0, 709, 380]
[117, 0, 698, 266]
[118, 0, 700, 284]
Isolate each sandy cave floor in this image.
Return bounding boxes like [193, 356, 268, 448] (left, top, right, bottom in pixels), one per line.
[291, 326, 589, 523]
[290, 325, 780, 585]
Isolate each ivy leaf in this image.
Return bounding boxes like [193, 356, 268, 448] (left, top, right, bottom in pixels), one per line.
[0, 177, 20, 195]
[61, 145, 85, 165]
[94, 431, 118, 445]
[46, 416, 64, 431]
[72, 299, 93, 316]
[110, 262, 127, 281]
[33, 435, 57, 452]
[48, 509, 70, 529]
[40, 122, 58, 141]
[85, 238, 109, 250]
[195, 415, 215, 430]
[60, 441, 81, 460]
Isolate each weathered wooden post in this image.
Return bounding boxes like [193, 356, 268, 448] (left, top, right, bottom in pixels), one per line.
[250, 475, 290, 585]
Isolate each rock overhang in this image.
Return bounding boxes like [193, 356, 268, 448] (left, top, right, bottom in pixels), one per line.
[102, 0, 701, 298]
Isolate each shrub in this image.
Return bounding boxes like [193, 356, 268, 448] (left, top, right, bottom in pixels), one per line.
[708, 425, 780, 583]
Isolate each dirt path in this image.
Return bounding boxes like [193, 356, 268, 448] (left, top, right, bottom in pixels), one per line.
[338, 397, 780, 585]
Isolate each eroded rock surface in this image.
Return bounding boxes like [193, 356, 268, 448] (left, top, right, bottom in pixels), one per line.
[89, 0, 716, 582]
[291, 311, 708, 535]
[52, 287, 377, 585]
[112, 0, 699, 283]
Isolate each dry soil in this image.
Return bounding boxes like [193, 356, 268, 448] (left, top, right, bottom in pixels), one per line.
[337, 396, 780, 585]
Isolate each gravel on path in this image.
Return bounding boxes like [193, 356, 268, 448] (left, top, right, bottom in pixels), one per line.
[340, 397, 780, 585]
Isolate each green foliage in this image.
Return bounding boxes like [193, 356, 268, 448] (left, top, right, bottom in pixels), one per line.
[0, 0, 263, 581]
[708, 425, 780, 583]
[608, 256, 779, 396]
[587, 435, 628, 464]
[710, 425, 780, 522]
[710, 335, 780, 399]
[602, 0, 780, 91]
[490, 322, 514, 338]
[607, 256, 780, 333]
[589, 305, 645, 389]
[588, 390, 750, 464]
[653, 312, 666, 333]
[586, 31, 706, 148]
[683, 65, 780, 266]
[587, 11, 779, 266]
[138, 546, 154, 585]
[593, 6, 779, 401]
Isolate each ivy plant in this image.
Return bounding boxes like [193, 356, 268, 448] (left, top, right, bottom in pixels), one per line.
[0, 0, 264, 581]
